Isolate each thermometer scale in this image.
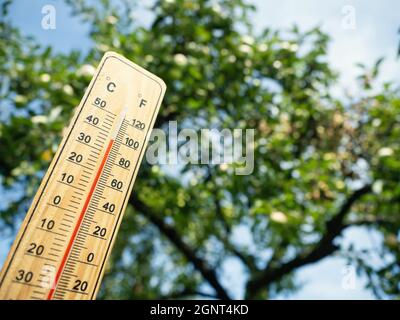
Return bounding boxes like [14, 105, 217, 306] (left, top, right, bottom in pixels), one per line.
[0, 51, 166, 299]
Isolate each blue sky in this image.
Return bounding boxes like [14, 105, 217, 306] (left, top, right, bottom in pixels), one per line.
[2, 0, 399, 299]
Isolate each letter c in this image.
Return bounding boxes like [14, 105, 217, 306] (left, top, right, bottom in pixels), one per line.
[107, 82, 116, 92]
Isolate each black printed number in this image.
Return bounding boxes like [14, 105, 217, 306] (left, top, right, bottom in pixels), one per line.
[78, 132, 91, 144]
[118, 158, 130, 168]
[111, 179, 123, 190]
[16, 270, 33, 283]
[86, 115, 99, 125]
[93, 226, 107, 237]
[40, 218, 55, 230]
[68, 152, 83, 163]
[87, 253, 94, 263]
[73, 280, 88, 292]
[94, 97, 106, 108]
[27, 243, 44, 256]
[125, 138, 139, 149]
[53, 195, 61, 205]
[132, 119, 145, 130]
[61, 173, 74, 184]
[102, 202, 115, 213]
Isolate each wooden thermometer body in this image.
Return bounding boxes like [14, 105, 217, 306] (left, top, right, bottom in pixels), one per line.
[0, 52, 166, 299]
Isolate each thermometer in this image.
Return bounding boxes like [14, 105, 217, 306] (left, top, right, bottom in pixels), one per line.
[0, 51, 166, 299]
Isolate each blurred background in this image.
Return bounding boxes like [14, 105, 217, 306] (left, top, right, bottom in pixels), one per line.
[0, 0, 399, 299]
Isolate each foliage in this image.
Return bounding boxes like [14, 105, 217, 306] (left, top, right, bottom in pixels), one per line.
[0, 0, 399, 299]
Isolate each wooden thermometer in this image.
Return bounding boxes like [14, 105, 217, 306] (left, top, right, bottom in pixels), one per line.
[0, 52, 166, 299]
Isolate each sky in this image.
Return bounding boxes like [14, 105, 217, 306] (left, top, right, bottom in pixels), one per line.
[2, 0, 399, 299]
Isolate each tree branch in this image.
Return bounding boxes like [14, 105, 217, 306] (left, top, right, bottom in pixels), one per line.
[160, 288, 218, 300]
[343, 216, 397, 229]
[219, 237, 259, 273]
[245, 184, 372, 299]
[129, 194, 231, 300]
[211, 182, 259, 272]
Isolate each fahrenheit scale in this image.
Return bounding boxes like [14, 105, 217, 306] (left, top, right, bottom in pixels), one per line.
[0, 52, 166, 299]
